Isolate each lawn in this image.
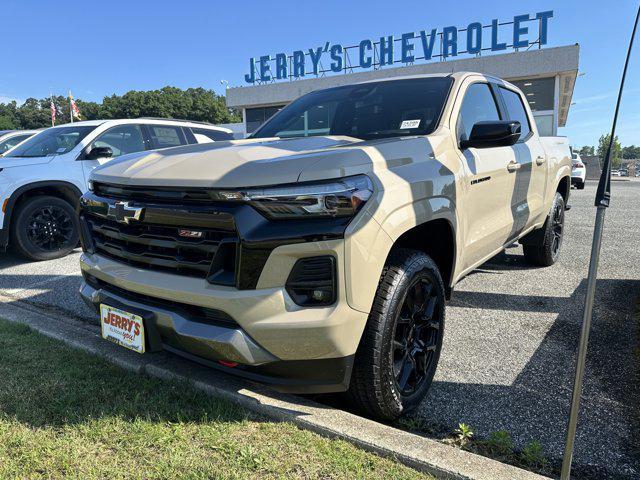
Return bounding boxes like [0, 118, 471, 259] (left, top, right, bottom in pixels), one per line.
[0, 318, 433, 479]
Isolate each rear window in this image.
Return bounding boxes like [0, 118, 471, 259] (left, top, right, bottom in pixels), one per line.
[147, 125, 187, 149]
[191, 127, 234, 142]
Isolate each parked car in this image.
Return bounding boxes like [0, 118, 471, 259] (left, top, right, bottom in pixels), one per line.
[571, 152, 586, 189]
[620, 169, 629, 177]
[78, 73, 571, 420]
[0, 119, 233, 260]
[0, 130, 39, 156]
[611, 169, 621, 177]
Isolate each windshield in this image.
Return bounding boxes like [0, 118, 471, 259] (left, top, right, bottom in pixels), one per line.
[7, 125, 97, 158]
[252, 77, 453, 140]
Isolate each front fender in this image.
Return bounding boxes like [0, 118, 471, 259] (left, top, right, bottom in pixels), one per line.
[343, 196, 457, 313]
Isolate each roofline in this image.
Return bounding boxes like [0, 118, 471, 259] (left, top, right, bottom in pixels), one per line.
[46, 118, 232, 132]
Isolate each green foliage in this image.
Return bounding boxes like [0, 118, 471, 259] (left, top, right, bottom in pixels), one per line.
[480, 430, 514, 456]
[0, 87, 240, 130]
[454, 423, 474, 447]
[577, 145, 595, 156]
[520, 441, 548, 469]
[597, 133, 623, 169]
[622, 144, 640, 159]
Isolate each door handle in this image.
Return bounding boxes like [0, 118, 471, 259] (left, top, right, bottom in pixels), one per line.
[535, 156, 546, 166]
[507, 161, 521, 172]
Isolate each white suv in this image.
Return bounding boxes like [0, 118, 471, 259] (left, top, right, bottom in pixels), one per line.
[0, 118, 233, 260]
[571, 152, 586, 189]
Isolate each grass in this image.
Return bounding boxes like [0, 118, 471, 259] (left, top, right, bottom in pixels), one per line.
[0, 319, 434, 480]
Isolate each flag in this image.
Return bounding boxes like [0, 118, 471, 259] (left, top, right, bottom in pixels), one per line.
[50, 97, 56, 126]
[69, 91, 81, 120]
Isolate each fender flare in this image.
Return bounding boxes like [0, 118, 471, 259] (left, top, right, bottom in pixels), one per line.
[1, 180, 83, 248]
[376, 195, 458, 282]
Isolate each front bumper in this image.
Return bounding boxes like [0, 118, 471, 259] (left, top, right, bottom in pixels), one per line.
[79, 246, 368, 393]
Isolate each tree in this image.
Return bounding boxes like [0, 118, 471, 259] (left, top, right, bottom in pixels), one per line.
[622, 145, 640, 159]
[597, 133, 622, 169]
[578, 145, 595, 156]
[0, 87, 240, 130]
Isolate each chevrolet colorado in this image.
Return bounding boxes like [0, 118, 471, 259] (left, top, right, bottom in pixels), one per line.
[78, 73, 571, 420]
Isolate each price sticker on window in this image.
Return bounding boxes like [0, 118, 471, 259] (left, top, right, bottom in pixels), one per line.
[400, 119, 421, 129]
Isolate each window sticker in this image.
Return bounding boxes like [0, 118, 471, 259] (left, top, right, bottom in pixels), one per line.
[400, 119, 421, 129]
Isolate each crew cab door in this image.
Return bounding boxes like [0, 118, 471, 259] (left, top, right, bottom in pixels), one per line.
[79, 124, 150, 183]
[495, 86, 547, 235]
[454, 81, 517, 268]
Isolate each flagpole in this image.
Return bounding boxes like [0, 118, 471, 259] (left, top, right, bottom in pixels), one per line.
[69, 91, 73, 124]
[560, 4, 639, 479]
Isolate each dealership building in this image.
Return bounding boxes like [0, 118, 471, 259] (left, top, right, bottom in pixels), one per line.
[226, 12, 579, 138]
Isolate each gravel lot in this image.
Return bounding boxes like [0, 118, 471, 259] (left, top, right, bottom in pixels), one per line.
[0, 180, 638, 478]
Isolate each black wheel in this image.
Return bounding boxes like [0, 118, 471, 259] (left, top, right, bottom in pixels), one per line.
[577, 181, 585, 190]
[11, 196, 79, 261]
[523, 192, 565, 267]
[348, 249, 445, 420]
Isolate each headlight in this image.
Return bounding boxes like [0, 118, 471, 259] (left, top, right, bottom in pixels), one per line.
[220, 175, 373, 219]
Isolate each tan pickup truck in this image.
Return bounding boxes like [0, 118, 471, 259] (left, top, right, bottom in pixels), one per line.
[77, 72, 571, 420]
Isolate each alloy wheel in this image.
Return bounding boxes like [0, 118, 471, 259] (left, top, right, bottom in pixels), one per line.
[551, 202, 565, 256]
[26, 205, 74, 251]
[392, 276, 443, 396]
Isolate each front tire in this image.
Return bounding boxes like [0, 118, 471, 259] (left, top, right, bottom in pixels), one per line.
[11, 196, 79, 261]
[348, 249, 445, 420]
[523, 192, 565, 267]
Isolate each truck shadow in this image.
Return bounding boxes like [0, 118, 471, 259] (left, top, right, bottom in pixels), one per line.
[423, 277, 640, 479]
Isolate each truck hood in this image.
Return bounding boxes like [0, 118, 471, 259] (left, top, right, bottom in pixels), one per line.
[90, 135, 403, 188]
[0, 155, 55, 169]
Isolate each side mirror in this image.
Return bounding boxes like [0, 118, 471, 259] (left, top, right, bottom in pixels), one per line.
[85, 146, 113, 160]
[460, 121, 521, 149]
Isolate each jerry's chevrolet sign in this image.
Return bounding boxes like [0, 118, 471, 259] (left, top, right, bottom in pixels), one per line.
[244, 11, 553, 84]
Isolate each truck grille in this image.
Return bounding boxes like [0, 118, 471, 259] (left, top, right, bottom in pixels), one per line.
[84, 215, 231, 278]
[80, 192, 239, 285]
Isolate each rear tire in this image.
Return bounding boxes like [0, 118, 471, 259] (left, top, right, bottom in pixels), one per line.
[11, 196, 79, 261]
[348, 249, 445, 420]
[523, 192, 565, 267]
[577, 181, 585, 190]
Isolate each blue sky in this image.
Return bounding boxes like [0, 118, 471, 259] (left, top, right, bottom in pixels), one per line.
[1, 0, 638, 147]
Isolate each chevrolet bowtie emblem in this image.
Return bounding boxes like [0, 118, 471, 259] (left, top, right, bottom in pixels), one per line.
[107, 201, 144, 224]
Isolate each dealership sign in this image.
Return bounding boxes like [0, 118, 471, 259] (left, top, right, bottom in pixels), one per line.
[245, 11, 553, 84]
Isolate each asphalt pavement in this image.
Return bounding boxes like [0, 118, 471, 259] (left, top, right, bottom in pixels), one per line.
[0, 180, 638, 478]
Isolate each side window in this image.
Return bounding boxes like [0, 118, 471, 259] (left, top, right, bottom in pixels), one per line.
[147, 125, 187, 149]
[456, 83, 501, 144]
[499, 87, 532, 141]
[92, 125, 146, 157]
[191, 127, 234, 143]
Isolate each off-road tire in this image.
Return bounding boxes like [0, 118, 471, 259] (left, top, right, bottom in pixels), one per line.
[523, 192, 565, 267]
[348, 248, 445, 420]
[11, 196, 79, 261]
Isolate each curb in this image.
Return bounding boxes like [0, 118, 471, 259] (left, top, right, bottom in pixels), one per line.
[0, 295, 549, 480]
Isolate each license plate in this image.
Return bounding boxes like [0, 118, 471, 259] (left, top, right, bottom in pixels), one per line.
[100, 304, 145, 354]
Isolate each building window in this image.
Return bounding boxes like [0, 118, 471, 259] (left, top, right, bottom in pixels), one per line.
[533, 114, 554, 136]
[245, 105, 286, 134]
[510, 77, 555, 112]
